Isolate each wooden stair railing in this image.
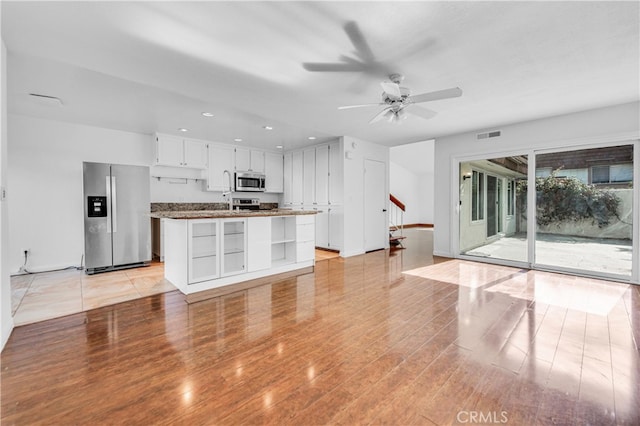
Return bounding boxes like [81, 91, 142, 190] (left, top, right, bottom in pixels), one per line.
[389, 194, 406, 248]
[390, 194, 405, 211]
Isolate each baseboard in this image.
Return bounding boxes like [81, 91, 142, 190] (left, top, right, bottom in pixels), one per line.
[433, 250, 453, 258]
[186, 266, 315, 304]
[340, 249, 365, 258]
[389, 223, 433, 229]
[11, 262, 82, 276]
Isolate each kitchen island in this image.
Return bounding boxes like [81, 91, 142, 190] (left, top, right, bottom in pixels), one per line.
[154, 209, 316, 303]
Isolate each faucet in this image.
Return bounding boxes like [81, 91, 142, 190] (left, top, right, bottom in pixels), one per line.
[222, 170, 233, 211]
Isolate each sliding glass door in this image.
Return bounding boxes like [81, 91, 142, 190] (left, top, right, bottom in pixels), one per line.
[459, 155, 528, 264]
[533, 145, 634, 279]
[458, 142, 637, 282]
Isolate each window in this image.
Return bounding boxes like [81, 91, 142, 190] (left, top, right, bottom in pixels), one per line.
[591, 164, 633, 184]
[507, 180, 515, 216]
[471, 170, 484, 221]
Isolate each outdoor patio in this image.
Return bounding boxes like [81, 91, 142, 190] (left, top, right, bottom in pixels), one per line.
[464, 232, 632, 277]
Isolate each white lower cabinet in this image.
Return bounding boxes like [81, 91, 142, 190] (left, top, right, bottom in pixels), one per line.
[248, 217, 271, 272]
[296, 215, 315, 262]
[188, 220, 219, 284]
[187, 218, 247, 284]
[164, 215, 316, 295]
[221, 219, 247, 276]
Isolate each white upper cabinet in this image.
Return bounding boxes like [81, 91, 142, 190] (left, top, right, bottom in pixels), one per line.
[183, 139, 208, 169]
[284, 141, 342, 206]
[303, 148, 316, 205]
[156, 135, 183, 166]
[234, 147, 250, 171]
[291, 151, 304, 205]
[265, 152, 284, 193]
[329, 141, 343, 204]
[155, 134, 207, 169]
[283, 152, 293, 204]
[206, 144, 235, 191]
[315, 145, 329, 205]
[235, 148, 265, 173]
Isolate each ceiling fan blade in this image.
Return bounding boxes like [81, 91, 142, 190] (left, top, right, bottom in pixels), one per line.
[302, 62, 366, 72]
[338, 103, 385, 110]
[380, 81, 401, 99]
[344, 21, 376, 62]
[369, 107, 392, 124]
[406, 105, 438, 120]
[409, 87, 463, 104]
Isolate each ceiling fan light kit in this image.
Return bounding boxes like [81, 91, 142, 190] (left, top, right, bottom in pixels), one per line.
[338, 73, 463, 125]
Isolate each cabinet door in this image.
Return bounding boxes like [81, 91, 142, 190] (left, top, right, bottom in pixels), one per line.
[328, 205, 343, 250]
[247, 217, 271, 272]
[183, 140, 208, 169]
[188, 220, 219, 284]
[291, 151, 304, 205]
[283, 152, 293, 204]
[156, 134, 184, 166]
[315, 206, 329, 248]
[296, 215, 315, 262]
[250, 150, 265, 173]
[315, 145, 329, 205]
[235, 147, 251, 171]
[207, 145, 235, 191]
[329, 142, 343, 204]
[265, 152, 284, 193]
[221, 219, 246, 276]
[303, 148, 316, 205]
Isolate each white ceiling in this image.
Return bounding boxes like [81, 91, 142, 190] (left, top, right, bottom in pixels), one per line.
[2, 1, 639, 151]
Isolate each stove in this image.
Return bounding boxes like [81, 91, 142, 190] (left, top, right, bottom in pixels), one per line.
[231, 198, 261, 211]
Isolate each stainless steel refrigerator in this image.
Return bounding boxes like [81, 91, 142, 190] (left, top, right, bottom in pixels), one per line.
[83, 162, 151, 274]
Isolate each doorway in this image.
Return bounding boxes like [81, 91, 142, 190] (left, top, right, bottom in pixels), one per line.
[364, 159, 387, 252]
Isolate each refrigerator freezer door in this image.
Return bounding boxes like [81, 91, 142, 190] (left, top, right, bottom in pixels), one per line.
[83, 162, 113, 270]
[110, 164, 151, 266]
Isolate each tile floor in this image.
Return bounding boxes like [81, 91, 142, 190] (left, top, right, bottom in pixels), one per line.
[11, 249, 341, 326]
[11, 262, 176, 326]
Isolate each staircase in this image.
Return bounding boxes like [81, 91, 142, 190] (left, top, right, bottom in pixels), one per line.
[389, 194, 406, 249]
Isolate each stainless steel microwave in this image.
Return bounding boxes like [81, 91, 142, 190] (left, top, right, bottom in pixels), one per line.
[235, 171, 265, 192]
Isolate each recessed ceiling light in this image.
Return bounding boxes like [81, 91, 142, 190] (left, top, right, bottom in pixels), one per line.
[178, 128, 189, 132]
[234, 138, 243, 142]
[201, 112, 214, 117]
[276, 145, 283, 149]
[263, 126, 273, 130]
[308, 136, 316, 140]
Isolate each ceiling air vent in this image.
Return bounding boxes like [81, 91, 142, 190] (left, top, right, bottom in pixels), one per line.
[477, 130, 501, 140]
[28, 93, 63, 107]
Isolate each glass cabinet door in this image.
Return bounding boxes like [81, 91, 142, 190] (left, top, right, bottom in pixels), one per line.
[189, 220, 219, 284]
[222, 219, 246, 276]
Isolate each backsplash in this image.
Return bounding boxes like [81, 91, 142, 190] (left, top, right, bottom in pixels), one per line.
[151, 202, 278, 212]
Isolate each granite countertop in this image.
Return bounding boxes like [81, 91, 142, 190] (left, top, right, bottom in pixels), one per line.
[150, 209, 317, 219]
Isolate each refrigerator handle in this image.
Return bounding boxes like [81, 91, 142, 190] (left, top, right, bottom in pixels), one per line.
[111, 176, 117, 233]
[106, 176, 112, 233]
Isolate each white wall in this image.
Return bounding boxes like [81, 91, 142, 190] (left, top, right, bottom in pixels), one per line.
[389, 140, 435, 225]
[1, 38, 14, 350]
[7, 115, 280, 274]
[389, 162, 434, 225]
[433, 101, 640, 258]
[341, 136, 389, 257]
[8, 115, 153, 273]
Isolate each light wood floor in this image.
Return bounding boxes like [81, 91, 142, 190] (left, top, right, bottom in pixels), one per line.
[2, 229, 639, 424]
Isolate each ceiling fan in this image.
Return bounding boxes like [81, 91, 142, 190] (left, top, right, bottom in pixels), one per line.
[338, 74, 462, 124]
